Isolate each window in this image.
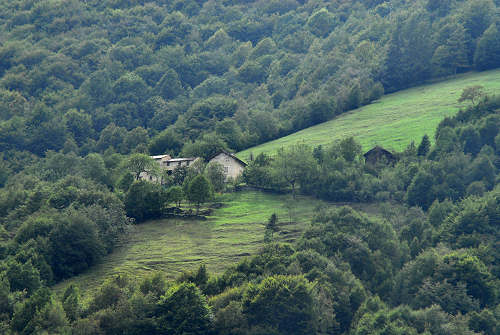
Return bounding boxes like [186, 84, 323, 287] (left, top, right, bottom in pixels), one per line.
[178, 161, 181, 166]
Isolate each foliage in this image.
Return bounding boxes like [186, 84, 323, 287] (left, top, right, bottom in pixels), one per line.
[205, 162, 226, 193]
[406, 171, 435, 210]
[417, 134, 431, 157]
[125, 180, 167, 222]
[48, 212, 106, 281]
[0, 0, 498, 160]
[264, 213, 278, 243]
[124, 153, 158, 180]
[352, 301, 479, 335]
[459, 86, 486, 105]
[166, 186, 184, 208]
[474, 23, 500, 70]
[242, 275, 314, 334]
[156, 282, 213, 335]
[300, 206, 403, 297]
[187, 175, 213, 214]
[0, 1, 500, 334]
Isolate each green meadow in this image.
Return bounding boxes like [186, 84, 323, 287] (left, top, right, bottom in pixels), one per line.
[54, 191, 345, 295]
[238, 69, 500, 160]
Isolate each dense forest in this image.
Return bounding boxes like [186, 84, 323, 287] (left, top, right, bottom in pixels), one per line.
[1, 0, 500, 334]
[1, 0, 500, 159]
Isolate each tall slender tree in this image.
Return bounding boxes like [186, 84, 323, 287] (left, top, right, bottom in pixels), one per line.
[417, 134, 431, 157]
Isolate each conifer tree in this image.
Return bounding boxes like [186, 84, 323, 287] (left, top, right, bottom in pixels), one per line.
[417, 134, 431, 156]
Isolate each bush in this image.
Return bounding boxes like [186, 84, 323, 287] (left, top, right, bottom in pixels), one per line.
[48, 212, 105, 280]
[125, 180, 168, 222]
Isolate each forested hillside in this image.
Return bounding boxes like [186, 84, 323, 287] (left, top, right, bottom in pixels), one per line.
[2, 0, 500, 334]
[1, 0, 500, 159]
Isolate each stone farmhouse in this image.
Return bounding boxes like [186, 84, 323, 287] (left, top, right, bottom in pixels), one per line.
[151, 154, 171, 165]
[140, 151, 246, 183]
[163, 157, 201, 174]
[209, 151, 247, 181]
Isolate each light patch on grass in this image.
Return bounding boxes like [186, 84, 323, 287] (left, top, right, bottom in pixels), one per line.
[237, 69, 500, 159]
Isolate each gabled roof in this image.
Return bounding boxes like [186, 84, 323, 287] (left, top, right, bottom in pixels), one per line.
[210, 150, 247, 166]
[363, 146, 394, 158]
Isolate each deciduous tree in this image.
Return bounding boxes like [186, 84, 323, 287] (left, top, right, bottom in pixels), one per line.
[124, 153, 157, 180]
[166, 186, 184, 208]
[205, 162, 226, 193]
[458, 86, 485, 105]
[474, 23, 500, 70]
[155, 282, 213, 335]
[187, 175, 212, 214]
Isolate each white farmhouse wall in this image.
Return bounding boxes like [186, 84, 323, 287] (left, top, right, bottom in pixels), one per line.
[209, 153, 245, 180]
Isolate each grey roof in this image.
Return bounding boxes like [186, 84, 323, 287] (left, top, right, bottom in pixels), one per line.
[167, 157, 198, 162]
[151, 154, 171, 160]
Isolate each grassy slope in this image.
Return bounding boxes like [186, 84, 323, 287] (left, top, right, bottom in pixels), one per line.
[238, 69, 500, 160]
[55, 191, 354, 295]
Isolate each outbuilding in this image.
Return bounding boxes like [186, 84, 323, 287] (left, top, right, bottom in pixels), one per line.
[363, 146, 396, 165]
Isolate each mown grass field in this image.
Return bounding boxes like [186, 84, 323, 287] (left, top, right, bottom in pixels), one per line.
[237, 69, 500, 160]
[55, 191, 351, 295]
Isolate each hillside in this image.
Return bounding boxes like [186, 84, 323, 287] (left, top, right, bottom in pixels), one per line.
[37, 90, 500, 334]
[2, 0, 500, 333]
[1, 0, 500, 159]
[53, 191, 359, 294]
[238, 69, 500, 159]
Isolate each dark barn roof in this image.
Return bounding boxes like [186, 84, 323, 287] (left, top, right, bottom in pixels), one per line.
[363, 146, 396, 165]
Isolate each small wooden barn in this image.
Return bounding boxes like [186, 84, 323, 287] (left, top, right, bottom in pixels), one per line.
[363, 146, 396, 165]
